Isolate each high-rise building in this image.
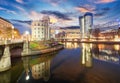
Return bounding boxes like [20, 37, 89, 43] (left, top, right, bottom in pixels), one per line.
[79, 16, 84, 38]
[79, 12, 93, 39]
[84, 12, 93, 38]
[31, 16, 50, 41]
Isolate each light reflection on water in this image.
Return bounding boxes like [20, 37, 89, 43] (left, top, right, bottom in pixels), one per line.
[0, 42, 120, 83]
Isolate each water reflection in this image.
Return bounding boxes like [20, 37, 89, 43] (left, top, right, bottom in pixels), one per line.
[63, 42, 120, 65]
[81, 43, 120, 65]
[0, 70, 11, 83]
[0, 42, 120, 83]
[81, 43, 93, 68]
[31, 57, 50, 81]
[22, 57, 30, 81]
[92, 44, 120, 64]
[63, 42, 79, 49]
[18, 52, 57, 83]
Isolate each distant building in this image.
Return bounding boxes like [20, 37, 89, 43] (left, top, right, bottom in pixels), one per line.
[53, 27, 80, 40]
[79, 12, 93, 39]
[0, 17, 20, 40]
[0, 17, 13, 28]
[84, 12, 93, 38]
[31, 16, 50, 41]
[79, 16, 84, 38]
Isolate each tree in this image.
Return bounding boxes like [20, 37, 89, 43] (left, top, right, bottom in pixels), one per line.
[92, 28, 100, 40]
[118, 27, 120, 38]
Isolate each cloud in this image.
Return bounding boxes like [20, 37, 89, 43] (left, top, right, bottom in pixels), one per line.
[101, 7, 111, 11]
[41, 10, 71, 20]
[53, 17, 78, 27]
[0, 7, 16, 14]
[0, 0, 9, 5]
[43, 0, 67, 6]
[75, 4, 96, 13]
[15, 6, 25, 12]
[14, 5, 29, 16]
[28, 11, 44, 20]
[10, 19, 31, 34]
[16, 0, 24, 4]
[75, 7, 95, 13]
[11, 19, 31, 25]
[94, 7, 111, 17]
[95, 0, 116, 3]
[14, 5, 36, 20]
[75, 7, 91, 13]
[94, 12, 106, 17]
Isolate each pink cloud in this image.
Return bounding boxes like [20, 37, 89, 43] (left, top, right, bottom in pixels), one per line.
[28, 11, 44, 20]
[75, 7, 90, 13]
[43, 0, 67, 6]
[16, 0, 24, 4]
[75, 6, 95, 13]
[95, 0, 116, 3]
[75, 4, 96, 13]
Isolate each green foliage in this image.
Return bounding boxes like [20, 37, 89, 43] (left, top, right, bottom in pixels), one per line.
[29, 41, 48, 50]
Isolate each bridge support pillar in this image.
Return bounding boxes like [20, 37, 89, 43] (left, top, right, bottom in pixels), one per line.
[21, 41, 31, 56]
[0, 44, 11, 72]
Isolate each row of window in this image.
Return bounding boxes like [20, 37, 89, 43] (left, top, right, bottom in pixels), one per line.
[33, 31, 44, 33]
[33, 23, 48, 26]
[33, 28, 44, 30]
[34, 35, 44, 37]
[67, 32, 80, 34]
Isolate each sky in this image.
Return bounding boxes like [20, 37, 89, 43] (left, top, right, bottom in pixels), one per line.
[0, 0, 120, 34]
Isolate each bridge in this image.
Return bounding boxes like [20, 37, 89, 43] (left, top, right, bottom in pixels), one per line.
[0, 39, 31, 72]
[94, 19, 120, 32]
[56, 38, 81, 43]
[60, 20, 120, 42]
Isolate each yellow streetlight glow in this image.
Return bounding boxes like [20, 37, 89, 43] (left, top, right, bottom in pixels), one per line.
[50, 17, 57, 23]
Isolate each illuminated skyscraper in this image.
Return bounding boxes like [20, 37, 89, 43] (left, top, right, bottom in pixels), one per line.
[79, 16, 85, 38]
[84, 12, 93, 38]
[79, 12, 93, 39]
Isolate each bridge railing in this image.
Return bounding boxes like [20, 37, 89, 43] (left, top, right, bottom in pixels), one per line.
[0, 39, 24, 45]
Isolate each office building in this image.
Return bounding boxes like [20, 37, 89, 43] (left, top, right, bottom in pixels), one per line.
[79, 12, 93, 39]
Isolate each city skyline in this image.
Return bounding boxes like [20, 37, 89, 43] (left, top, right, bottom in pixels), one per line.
[0, 0, 120, 33]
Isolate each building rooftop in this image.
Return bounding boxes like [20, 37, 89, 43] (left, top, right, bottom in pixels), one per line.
[60, 26, 80, 29]
[84, 12, 93, 16]
[0, 17, 11, 24]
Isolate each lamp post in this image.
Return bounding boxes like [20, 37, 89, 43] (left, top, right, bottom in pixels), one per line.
[25, 31, 30, 41]
[12, 26, 14, 40]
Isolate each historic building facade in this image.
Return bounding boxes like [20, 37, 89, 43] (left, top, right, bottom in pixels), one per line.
[0, 17, 20, 40]
[31, 16, 51, 41]
[0, 17, 13, 29]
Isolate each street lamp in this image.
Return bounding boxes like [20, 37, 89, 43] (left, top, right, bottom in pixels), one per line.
[25, 31, 30, 41]
[12, 26, 14, 40]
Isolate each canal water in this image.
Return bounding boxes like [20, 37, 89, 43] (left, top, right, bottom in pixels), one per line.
[0, 42, 120, 83]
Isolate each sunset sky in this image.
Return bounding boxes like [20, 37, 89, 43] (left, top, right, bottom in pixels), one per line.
[0, 0, 120, 34]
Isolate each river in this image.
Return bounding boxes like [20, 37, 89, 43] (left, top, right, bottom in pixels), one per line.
[0, 42, 120, 83]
